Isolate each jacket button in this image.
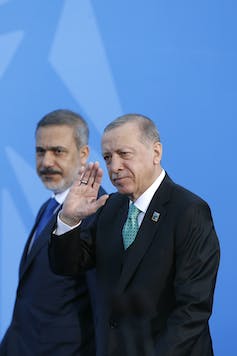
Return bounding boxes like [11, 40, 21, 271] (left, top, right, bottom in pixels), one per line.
[109, 319, 118, 329]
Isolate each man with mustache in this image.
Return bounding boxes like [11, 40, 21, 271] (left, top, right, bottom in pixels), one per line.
[0, 109, 105, 355]
[49, 114, 220, 356]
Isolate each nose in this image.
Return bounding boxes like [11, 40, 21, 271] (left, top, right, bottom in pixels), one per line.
[108, 155, 122, 173]
[40, 150, 55, 167]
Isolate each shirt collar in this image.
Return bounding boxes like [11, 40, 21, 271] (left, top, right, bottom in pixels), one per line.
[134, 169, 166, 213]
[53, 188, 70, 205]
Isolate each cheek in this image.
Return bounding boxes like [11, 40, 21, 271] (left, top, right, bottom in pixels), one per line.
[106, 167, 112, 176]
[133, 165, 147, 182]
[126, 164, 137, 179]
[63, 163, 79, 179]
[36, 160, 41, 171]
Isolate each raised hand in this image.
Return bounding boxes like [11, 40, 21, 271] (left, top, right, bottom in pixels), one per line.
[60, 162, 109, 226]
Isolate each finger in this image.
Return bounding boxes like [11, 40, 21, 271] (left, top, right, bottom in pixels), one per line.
[87, 162, 101, 187]
[79, 162, 94, 185]
[72, 171, 85, 188]
[78, 165, 85, 177]
[91, 167, 103, 190]
[94, 194, 109, 209]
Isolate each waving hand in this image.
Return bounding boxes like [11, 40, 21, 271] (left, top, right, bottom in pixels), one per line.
[60, 162, 109, 226]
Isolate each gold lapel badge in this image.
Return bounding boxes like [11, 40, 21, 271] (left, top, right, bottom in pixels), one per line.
[151, 211, 160, 222]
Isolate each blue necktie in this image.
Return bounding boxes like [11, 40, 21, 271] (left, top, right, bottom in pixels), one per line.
[34, 198, 59, 242]
[122, 203, 141, 249]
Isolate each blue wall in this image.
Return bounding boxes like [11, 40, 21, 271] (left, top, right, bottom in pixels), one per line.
[0, 1, 236, 354]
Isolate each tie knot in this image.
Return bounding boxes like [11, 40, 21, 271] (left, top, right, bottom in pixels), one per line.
[47, 197, 59, 212]
[40, 198, 60, 227]
[127, 203, 140, 220]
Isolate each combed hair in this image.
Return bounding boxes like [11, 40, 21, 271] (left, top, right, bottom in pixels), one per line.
[36, 109, 89, 149]
[104, 114, 160, 144]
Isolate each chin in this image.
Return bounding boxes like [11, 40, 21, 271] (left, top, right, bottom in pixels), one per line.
[116, 186, 132, 196]
[43, 181, 63, 192]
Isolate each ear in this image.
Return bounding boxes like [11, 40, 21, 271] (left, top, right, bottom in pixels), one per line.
[153, 142, 162, 165]
[79, 145, 89, 165]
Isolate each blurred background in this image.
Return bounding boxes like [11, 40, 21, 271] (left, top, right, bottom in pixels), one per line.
[0, 0, 236, 354]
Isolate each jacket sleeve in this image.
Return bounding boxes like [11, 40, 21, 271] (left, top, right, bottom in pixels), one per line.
[49, 219, 97, 277]
[48, 187, 106, 277]
[155, 201, 220, 355]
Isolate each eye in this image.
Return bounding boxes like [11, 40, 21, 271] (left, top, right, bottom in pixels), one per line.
[36, 147, 45, 157]
[53, 147, 66, 156]
[120, 151, 131, 159]
[103, 154, 111, 164]
[55, 148, 63, 154]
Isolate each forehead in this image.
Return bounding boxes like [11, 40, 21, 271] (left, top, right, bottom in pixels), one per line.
[102, 122, 141, 148]
[36, 125, 75, 146]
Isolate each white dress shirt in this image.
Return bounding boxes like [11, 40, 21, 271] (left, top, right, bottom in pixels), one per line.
[132, 169, 165, 226]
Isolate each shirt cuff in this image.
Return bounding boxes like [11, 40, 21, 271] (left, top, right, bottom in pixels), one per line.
[55, 210, 81, 235]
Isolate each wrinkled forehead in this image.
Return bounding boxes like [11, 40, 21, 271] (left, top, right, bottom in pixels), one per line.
[36, 125, 77, 149]
[102, 121, 141, 140]
[101, 124, 144, 154]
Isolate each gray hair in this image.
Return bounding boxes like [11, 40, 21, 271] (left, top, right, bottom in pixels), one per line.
[36, 109, 89, 149]
[103, 113, 160, 144]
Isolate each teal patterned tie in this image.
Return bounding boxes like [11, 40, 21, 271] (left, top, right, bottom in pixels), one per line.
[122, 203, 141, 249]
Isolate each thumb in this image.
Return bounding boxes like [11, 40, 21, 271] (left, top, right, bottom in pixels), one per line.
[95, 194, 109, 209]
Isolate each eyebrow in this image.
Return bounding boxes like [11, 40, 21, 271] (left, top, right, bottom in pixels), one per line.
[36, 146, 67, 152]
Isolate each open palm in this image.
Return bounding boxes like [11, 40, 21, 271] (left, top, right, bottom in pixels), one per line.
[60, 162, 109, 226]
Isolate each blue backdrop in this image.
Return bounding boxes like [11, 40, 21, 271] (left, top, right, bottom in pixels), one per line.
[0, 1, 236, 354]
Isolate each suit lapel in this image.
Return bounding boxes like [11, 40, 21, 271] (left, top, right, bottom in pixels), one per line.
[99, 197, 128, 285]
[19, 204, 46, 278]
[109, 201, 128, 254]
[116, 175, 173, 293]
[19, 224, 36, 278]
[19, 203, 60, 279]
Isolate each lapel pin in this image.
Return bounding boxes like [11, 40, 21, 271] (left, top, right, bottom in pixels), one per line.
[151, 211, 160, 222]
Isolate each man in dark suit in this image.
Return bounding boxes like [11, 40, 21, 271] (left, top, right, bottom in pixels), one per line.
[0, 109, 104, 355]
[49, 114, 220, 356]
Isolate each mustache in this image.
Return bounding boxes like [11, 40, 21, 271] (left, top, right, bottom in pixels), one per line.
[111, 173, 126, 180]
[39, 168, 61, 175]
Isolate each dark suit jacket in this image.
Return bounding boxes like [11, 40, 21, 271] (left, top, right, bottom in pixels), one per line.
[0, 187, 106, 356]
[49, 175, 220, 356]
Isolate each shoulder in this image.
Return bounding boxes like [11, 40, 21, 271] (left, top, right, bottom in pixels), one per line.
[162, 176, 219, 249]
[105, 192, 127, 209]
[156, 174, 214, 227]
[163, 174, 209, 208]
[98, 192, 127, 220]
[90, 192, 127, 229]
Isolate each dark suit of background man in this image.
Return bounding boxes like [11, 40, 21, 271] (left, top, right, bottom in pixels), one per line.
[49, 114, 220, 356]
[0, 109, 105, 355]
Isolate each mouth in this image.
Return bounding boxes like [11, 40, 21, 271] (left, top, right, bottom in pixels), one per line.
[112, 176, 128, 185]
[40, 171, 61, 180]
